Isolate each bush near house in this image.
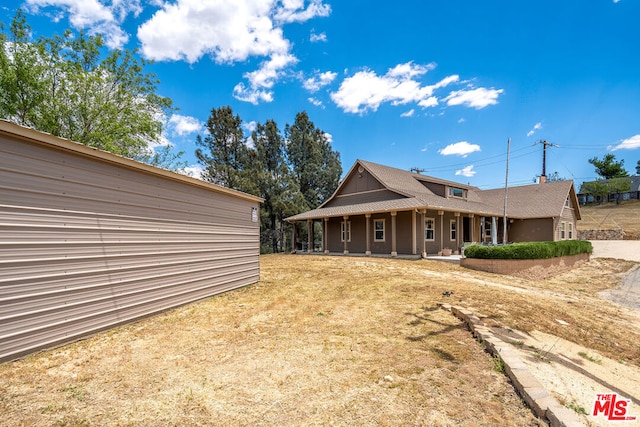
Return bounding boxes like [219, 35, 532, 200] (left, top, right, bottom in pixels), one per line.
[464, 241, 593, 260]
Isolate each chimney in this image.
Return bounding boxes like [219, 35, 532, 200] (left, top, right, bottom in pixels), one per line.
[539, 175, 547, 184]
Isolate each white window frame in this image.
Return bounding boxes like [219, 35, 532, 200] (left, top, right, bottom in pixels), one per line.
[560, 222, 566, 240]
[341, 221, 351, 242]
[450, 219, 457, 242]
[425, 217, 435, 241]
[448, 187, 467, 199]
[484, 218, 492, 238]
[568, 222, 573, 239]
[374, 219, 385, 242]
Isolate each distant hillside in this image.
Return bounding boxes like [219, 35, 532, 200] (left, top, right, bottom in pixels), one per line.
[577, 199, 640, 238]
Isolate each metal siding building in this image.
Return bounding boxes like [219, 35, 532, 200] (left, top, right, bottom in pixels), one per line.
[0, 120, 262, 363]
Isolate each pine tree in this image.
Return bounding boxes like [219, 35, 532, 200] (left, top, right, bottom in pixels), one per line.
[196, 106, 252, 192]
[285, 111, 342, 210]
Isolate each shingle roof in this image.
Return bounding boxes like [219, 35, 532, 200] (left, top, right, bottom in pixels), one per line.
[481, 180, 579, 219]
[286, 160, 579, 221]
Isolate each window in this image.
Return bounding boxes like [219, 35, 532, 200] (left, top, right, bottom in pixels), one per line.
[450, 219, 457, 241]
[560, 222, 566, 240]
[425, 218, 435, 241]
[374, 219, 385, 242]
[484, 218, 492, 238]
[565, 197, 570, 207]
[341, 221, 351, 242]
[448, 187, 467, 199]
[568, 223, 573, 239]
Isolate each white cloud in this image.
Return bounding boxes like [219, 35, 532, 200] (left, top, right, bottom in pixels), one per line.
[233, 52, 299, 104]
[303, 70, 337, 92]
[168, 114, 202, 136]
[458, 118, 465, 123]
[308, 97, 324, 107]
[609, 134, 640, 151]
[310, 32, 327, 42]
[136, 0, 329, 104]
[455, 165, 476, 177]
[527, 122, 542, 137]
[438, 141, 481, 157]
[401, 109, 415, 117]
[330, 61, 459, 114]
[443, 87, 504, 109]
[25, 0, 141, 48]
[273, 0, 331, 23]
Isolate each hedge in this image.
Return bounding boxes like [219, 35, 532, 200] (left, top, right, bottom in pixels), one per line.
[463, 240, 593, 260]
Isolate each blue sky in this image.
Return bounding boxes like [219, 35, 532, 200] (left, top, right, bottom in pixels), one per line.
[3, 0, 640, 190]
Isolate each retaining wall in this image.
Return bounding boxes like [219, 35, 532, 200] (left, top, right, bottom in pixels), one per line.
[578, 229, 625, 240]
[460, 253, 590, 278]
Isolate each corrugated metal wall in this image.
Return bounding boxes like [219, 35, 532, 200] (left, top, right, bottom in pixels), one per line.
[0, 122, 262, 363]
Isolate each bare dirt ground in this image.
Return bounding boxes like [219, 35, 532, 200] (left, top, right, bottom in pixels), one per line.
[501, 240, 640, 427]
[578, 200, 640, 238]
[1, 254, 639, 426]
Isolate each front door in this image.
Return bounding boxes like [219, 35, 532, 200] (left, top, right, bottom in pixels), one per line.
[463, 217, 471, 242]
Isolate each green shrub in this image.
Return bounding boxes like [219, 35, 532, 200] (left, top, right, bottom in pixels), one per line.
[464, 240, 592, 260]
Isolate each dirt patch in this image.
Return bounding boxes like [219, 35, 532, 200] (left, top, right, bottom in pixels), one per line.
[0, 254, 638, 426]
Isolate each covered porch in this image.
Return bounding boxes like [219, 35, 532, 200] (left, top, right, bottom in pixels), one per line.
[288, 208, 506, 258]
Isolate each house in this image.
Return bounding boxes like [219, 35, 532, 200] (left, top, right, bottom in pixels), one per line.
[285, 159, 581, 257]
[577, 176, 640, 204]
[0, 120, 262, 363]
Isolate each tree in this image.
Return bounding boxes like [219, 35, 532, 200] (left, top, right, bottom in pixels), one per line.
[252, 119, 305, 252]
[533, 171, 566, 183]
[636, 159, 640, 175]
[579, 180, 609, 204]
[607, 177, 632, 205]
[134, 145, 188, 172]
[0, 10, 179, 166]
[196, 106, 254, 193]
[285, 111, 342, 210]
[588, 154, 629, 179]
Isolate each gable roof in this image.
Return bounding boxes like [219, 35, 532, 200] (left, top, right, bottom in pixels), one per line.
[287, 159, 580, 221]
[481, 180, 581, 220]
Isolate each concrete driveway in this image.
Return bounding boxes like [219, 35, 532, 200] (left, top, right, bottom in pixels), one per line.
[590, 240, 640, 311]
[589, 240, 640, 262]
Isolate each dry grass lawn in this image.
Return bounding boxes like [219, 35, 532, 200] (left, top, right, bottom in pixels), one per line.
[578, 199, 640, 237]
[1, 254, 638, 426]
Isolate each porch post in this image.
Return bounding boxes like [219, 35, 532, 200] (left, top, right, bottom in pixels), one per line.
[365, 214, 371, 256]
[491, 216, 497, 245]
[469, 214, 475, 243]
[307, 219, 313, 253]
[438, 211, 444, 253]
[292, 221, 297, 253]
[343, 215, 349, 254]
[421, 209, 427, 258]
[323, 218, 330, 254]
[455, 212, 460, 254]
[391, 211, 397, 257]
[412, 210, 417, 255]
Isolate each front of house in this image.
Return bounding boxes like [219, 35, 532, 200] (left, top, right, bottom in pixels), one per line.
[286, 160, 581, 257]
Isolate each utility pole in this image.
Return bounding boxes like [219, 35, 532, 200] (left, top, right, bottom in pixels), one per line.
[410, 167, 426, 174]
[539, 140, 557, 183]
[503, 138, 510, 243]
